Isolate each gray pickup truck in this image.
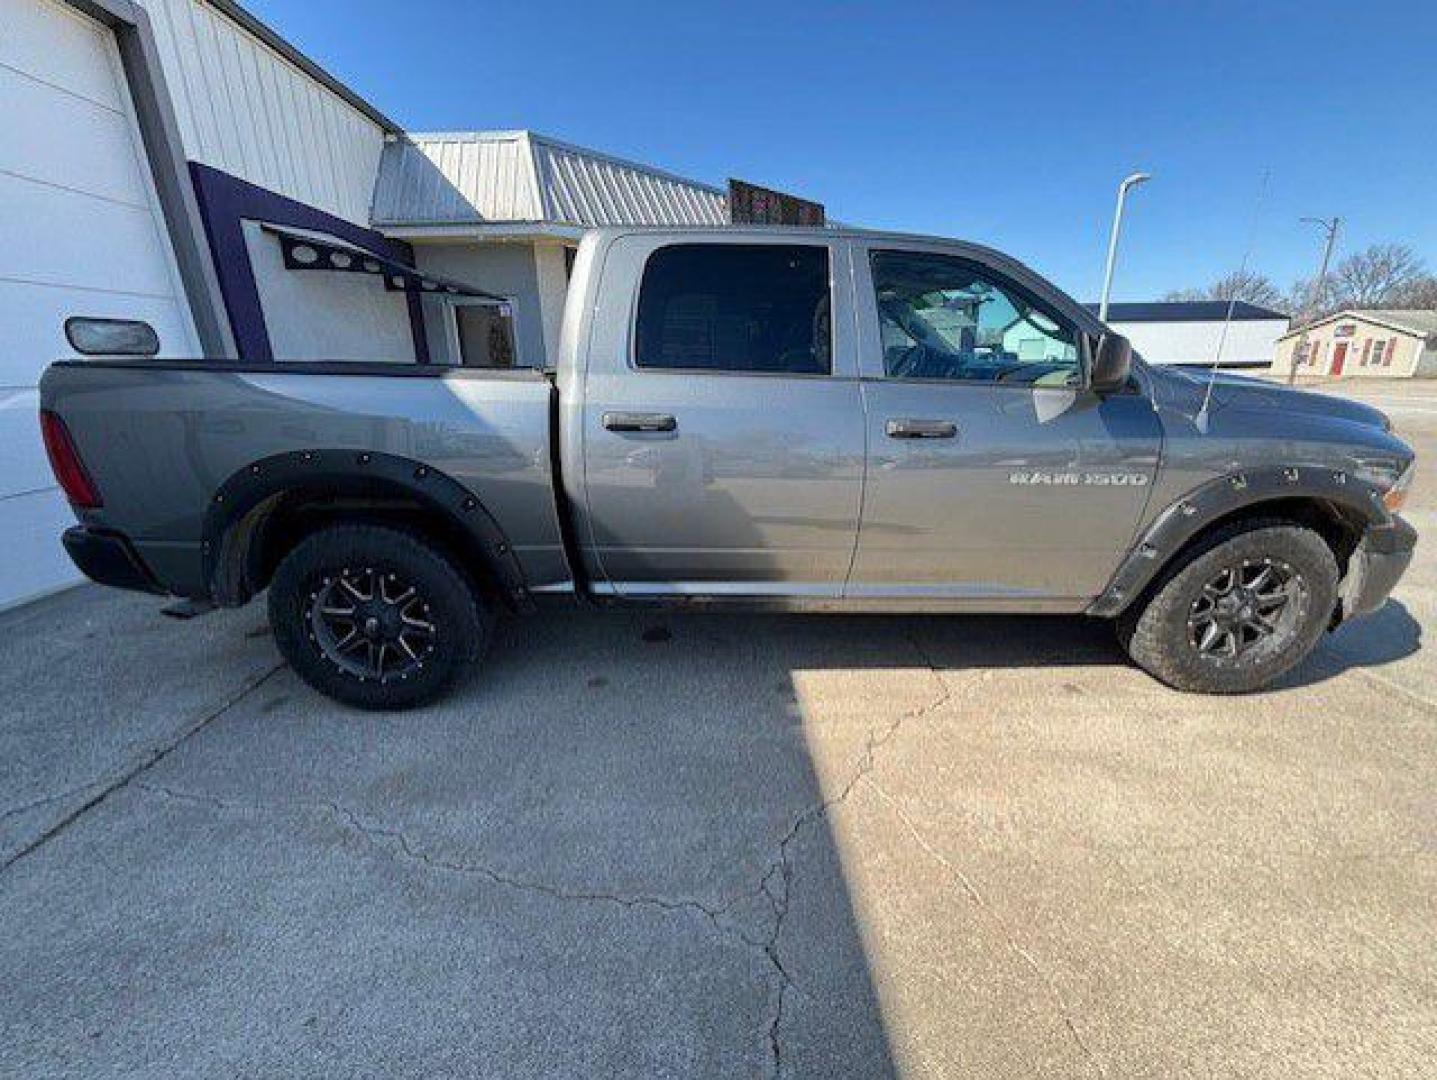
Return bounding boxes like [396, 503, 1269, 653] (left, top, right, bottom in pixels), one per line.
[40, 227, 1416, 708]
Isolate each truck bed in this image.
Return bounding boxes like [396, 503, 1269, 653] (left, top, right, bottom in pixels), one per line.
[40, 360, 569, 600]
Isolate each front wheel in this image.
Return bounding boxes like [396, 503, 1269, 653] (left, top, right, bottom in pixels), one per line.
[268, 524, 492, 710]
[1119, 522, 1339, 694]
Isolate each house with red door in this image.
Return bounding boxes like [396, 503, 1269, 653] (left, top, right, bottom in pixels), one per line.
[1272, 309, 1437, 379]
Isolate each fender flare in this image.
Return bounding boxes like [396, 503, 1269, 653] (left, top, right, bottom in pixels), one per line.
[201, 449, 530, 607]
[1087, 464, 1391, 618]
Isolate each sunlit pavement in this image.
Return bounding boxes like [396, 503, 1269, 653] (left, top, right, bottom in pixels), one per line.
[2, 379, 1433, 1078]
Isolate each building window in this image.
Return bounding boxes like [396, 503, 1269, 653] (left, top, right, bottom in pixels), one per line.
[1371, 339, 1386, 366]
[448, 300, 517, 367]
[1361, 340, 1373, 365]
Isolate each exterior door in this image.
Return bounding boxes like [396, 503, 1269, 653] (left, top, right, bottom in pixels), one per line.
[1331, 341, 1348, 376]
[848, 243, 1161, 607]
[577, 236, 865, 599]
[1, 0, 199, 609]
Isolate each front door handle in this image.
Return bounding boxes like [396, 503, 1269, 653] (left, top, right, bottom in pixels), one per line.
[603, 411, 677, 433]
[885, 418, 957, 439]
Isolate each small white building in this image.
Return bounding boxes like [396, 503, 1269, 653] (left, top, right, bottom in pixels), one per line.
[1271, 309, 1437, 380]
[1086, 301, 1290, 368]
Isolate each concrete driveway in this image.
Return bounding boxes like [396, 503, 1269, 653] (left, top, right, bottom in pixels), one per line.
[2, 381, 1434, 1078]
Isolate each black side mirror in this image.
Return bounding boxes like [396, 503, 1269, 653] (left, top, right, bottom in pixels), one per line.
[1089, 332, 1132, 393]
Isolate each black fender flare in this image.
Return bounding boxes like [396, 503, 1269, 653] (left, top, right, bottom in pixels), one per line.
[1088, 464, 1391, 618]
[201, 449, 530, 607]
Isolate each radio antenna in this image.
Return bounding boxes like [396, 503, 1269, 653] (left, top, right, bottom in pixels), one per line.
[1196, 170, 1271, 432]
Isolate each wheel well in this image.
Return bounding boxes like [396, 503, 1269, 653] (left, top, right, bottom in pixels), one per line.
[1123, 496, 1365, 616]
[212, 477, 514, 611]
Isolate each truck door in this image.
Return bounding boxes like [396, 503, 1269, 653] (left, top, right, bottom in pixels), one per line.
[576, 236, 865, 599]
[849, 244, 1161, 605]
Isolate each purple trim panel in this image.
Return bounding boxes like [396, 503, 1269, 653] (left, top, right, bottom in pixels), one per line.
[187, 162, 429, 362]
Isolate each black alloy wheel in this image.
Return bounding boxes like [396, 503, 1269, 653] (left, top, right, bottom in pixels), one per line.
[269, 524, 491, 710]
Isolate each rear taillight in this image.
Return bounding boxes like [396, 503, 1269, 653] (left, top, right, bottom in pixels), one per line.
[40, 410, 102, 508]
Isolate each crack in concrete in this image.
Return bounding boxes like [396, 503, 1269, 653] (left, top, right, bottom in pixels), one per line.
[91, 632, 952, 1076]
[861, 775, 1109, 1079]
[0, 781, 105, 826]
[0, 663, 287, 877]
[1352, 665, 1437, 716]
[756, 632, 953, 1077]
[133, 778, 759, 944]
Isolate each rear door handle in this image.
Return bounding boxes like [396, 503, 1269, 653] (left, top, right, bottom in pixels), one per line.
[885, 418, 957, 439]
[603, 411, 677, 433]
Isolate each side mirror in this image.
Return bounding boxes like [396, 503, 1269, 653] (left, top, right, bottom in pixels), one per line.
[1089, 332, 1132, 393]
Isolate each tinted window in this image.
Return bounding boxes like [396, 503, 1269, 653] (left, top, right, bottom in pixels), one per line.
[871, 251, 1079, 386]
[636, 244, 831, 375]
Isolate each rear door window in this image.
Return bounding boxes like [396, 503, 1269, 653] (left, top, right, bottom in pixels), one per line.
[635, 244, 831, 375]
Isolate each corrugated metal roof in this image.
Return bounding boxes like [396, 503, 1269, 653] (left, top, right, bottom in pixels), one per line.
[371, 131, 727, 229]
[1084, 301, 1289, 323]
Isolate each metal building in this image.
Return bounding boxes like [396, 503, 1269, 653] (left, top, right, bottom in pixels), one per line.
[1085, 301, 1290, 369]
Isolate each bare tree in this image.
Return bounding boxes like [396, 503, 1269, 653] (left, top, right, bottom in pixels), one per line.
[1287, 275, 1339, 325]
[1161, 270, 1283, 308]
[1206, 269, 1284, 308]
[1390, 274, 1437, 309]
[1328, 243, 1427, 307]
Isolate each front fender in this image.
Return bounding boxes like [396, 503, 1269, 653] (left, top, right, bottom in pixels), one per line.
[1087, 464, 1392, 618]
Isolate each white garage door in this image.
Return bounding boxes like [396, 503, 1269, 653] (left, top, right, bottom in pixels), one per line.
[0, 0, 198, 609]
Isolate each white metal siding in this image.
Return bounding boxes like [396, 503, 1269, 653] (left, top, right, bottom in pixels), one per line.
[1109, 318, 1289, 367]
[137, 0, 385, 225]
[372, 133, 541, 225]
[1, 0, 200, 608]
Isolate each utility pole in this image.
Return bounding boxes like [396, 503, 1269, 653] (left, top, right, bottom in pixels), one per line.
[1287, 216, 1340, 385]
[1098, 172, 1152, 322]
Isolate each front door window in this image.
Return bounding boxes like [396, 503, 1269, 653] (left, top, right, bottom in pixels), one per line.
[871, 251, 1079, 387]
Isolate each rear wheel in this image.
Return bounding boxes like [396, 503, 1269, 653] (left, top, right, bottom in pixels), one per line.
[1120, 522, 1338, 693]
[268, 524, 491, 710]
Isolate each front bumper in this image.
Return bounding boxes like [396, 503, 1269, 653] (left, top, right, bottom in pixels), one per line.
[1339, 515, 1417, 621]
[62, 526, 165, 596]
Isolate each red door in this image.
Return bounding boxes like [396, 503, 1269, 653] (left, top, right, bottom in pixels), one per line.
[1331, 342, 1348, 376]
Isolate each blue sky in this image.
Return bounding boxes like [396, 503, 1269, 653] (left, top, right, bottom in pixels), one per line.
[248, 0, 1437, 305]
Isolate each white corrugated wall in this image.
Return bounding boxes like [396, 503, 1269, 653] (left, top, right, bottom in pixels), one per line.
[137, 0, 386, 226]
[1110, 319, 1289, 367]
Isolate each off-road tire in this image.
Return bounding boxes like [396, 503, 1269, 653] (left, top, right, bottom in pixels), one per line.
[268, 524, 491, 710]
[1119, 521, 1338, 694]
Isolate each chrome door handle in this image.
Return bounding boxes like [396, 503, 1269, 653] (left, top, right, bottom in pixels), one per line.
[885, 418, 957, 439]
[603, 411, 677, 433]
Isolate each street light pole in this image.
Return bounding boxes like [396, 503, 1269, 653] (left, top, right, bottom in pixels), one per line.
[1098, 171, 1152, 322]
[1287, 216, 1340, 385]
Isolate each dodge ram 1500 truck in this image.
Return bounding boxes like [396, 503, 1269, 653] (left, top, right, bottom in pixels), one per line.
[40, 227, 1416, 708]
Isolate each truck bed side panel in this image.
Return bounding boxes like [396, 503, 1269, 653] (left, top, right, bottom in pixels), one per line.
[40, 363, 567, 592]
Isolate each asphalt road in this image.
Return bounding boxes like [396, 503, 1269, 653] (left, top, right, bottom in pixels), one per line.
[2, 379, 1434, 1078]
